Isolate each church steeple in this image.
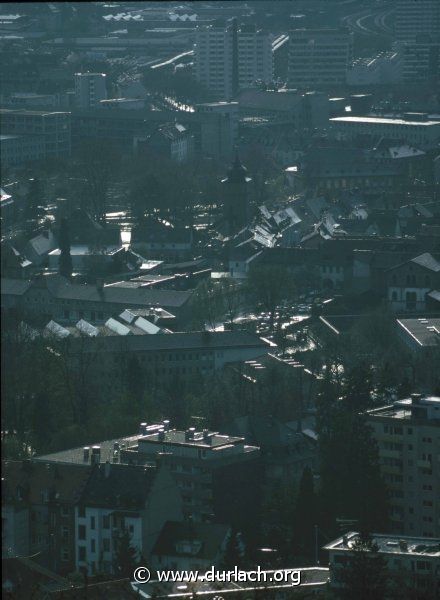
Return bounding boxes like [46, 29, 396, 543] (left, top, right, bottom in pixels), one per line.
[221, 154, 251, 232]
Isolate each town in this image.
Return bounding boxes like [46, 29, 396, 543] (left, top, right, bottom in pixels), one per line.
[1, 1, 439, 599]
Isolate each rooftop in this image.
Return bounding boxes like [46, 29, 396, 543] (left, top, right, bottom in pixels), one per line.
[324, 532, 440, 557]
[330, 116, 440, 126]
[397, 317, 440, 347]
[367, 395, 440, 421]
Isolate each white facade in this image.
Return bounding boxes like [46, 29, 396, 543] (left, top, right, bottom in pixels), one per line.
[288, 28, 353, 88]
[330, 116, 440, 148]
[74, 73, 107, 109]
[194, 24, 273, 100]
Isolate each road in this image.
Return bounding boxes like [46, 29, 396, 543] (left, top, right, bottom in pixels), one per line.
[341, 2, 394, 38]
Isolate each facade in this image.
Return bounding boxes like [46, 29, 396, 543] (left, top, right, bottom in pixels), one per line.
[330, 115, 440, 148]
[400, 38, 440, 85]
[395, 0, 440, 43]
[0, 134, 46, 168]
[366, 395, 440, 537]
[386, 252, 440, 312]
[325, 531, 440, 594]
[347, 52, 403, 86]
[195, 102, 238, 159]
[134, 122, 194, 163]
[74, 72, 107, 109]
[0, 109, 71, 159]
[2, 460, 93, 575]
[194, 21, 273, 99]
[75, 463, 182, 576]
[288, 28, 353, 88]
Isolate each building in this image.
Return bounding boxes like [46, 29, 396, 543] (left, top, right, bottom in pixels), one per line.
[347, 52, 403, 86]
[36, 421, 263, 539]
[397, 318, 440, 353]
[75, 462, 182, 576]
[366, 395, 440, 537]
[325, 531, 440, 595]
[2, 460, 93, 575]
[195, 102, 238, 159]
[395, 0, 440, 43]
[134, 122, 194, 163]
[150, 521, 230, 573]
[400, 37, 440, 85]
[0, 109, 71, 160]
[194, 20, 273, 100]
[74, 73, 107, 109]
[385, 252, 440, 312]
[0, 134, 46, 168]
[330, 114, 440, 148]
[287, 28, 353, 88]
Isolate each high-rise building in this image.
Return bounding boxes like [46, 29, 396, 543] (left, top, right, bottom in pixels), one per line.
[395, 0, 440, 43]
[400, 37, 440, 85]
[366, 394, 440, 538]
[194, 20, 273, 100]
[74, 72, 107, 108]
[287, 28, 353, 88]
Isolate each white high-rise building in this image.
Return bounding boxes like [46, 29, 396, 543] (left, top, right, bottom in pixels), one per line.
[395, 0, 440, 43]
[287, 28, 353, 88]
[74, 73, 107, 109]
[194, 20, 273, 100]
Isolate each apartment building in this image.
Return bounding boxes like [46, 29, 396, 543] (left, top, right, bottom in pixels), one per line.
[74, 72, 107, 109]
[0, 109, 71, 159]
[400, 38, 440, 85]
[194, 20, 273, 100]
[366, 395, 440, 537]
[0, 134, 46, 168]
[325, 532, 440, 595]
[330, 114, 440, 148]
[74, 462, 182, 576]
[385, 252, 440, 312]
[395, 0, 440, 43]
[287, 28, 353, 88]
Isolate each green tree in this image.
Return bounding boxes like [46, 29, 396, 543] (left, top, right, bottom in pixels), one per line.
[292, 467, 317, 561]
[58, 217, 73, 279]
[113, 530, 140, 578]
[247, 265, 295, 331]
[334, 533, 390, 600]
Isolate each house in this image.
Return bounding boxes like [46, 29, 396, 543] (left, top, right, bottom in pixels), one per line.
[134, 122, 194, 163]
[386, 252, 440, 312]
[151, 521, 230, 572]
[2, 460, 93, 575]
[1, 243, 33, 279]
[75, 462, 183, 576]
[397, 318, 440, 353]
[24, 231, 57, 266]
[130, 221, 193, 262]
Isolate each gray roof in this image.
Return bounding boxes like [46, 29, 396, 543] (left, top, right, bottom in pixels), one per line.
[411, 253, 440, 272]
[397, 318, 440, 347]
[152, 521, 230, 561]
[1, 278, 33, 295]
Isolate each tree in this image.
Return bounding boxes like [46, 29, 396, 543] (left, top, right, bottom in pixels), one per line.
[113, 530, 140, 578]
[247, 265, 295, 331]
[334, 533, 390, 600]
[292, 467, 317, 561]
[24, 177, 44, 226]
[58, 217, 73, 279]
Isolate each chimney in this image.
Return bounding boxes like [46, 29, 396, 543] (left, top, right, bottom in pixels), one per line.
[91, 446, 101, 465]
[342, 535, 348, 546]
[158, 429, 165, 441]
[399, 539, 408, 552]
[104, 460, 111, 478]
[410, 393, 421, 405]
[163, 419, 170, 432]
[203, 429, 211, 444]
[185, 427, 196, 441]
[83, 447, 90, 463]
[139, 422, 147, 435]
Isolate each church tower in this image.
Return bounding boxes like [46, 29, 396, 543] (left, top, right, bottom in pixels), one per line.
[221, 155, 252, 233]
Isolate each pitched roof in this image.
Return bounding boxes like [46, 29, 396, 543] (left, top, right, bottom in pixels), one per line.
[152, 521, 229, 561]
[1, 460, 92, 506]
[80, 463, 157, 510]
[411, 252, 440, 272]
[1, 278, 33, 295]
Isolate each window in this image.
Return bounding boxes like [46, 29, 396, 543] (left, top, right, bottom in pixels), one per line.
[103, 515, 110, 529]
[61, 506, 69, 517]
[78, 506, 85, 518]
[91, 539, 96, 552]
[78, 525, 86, 540]
[62, 548, 69, 561]
[90, 516, 95, 530]
[62, 526, 69, 540]
[78, 546, 86, 561]
[103, 538, 110, 552]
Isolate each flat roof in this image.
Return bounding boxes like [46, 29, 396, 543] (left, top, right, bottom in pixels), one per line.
[330, 116, 440, 126]
[397, 317, 440, 347]
[139, 429, 246, 449]
[324, 532, 440, 557]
